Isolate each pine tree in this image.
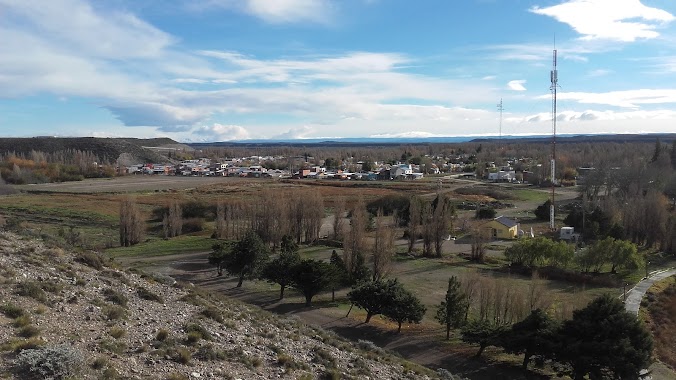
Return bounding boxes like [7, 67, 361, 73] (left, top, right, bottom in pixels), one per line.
[435, 276, 468, 339]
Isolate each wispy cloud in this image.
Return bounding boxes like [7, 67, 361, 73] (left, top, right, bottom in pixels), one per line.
[537, 89, 676, 108]
[530, 0, 675, 42]
[191, 0, 334, 24]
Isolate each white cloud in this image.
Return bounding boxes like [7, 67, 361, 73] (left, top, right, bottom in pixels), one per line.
[537, 89, 676, 108]
[192, 124, 251, 141]
[193, 0, 333, 24]
[508, 80, 527, 91]
[272, 126, 314, 139]
[0, 0, 173, 58]
[530, 0, 675, 42]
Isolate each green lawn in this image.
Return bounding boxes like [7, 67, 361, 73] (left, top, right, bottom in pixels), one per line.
[511, 189, 551, 203]
[105, 235, 217, 257]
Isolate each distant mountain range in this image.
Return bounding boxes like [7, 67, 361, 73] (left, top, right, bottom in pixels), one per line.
[189, 133, 676, 147]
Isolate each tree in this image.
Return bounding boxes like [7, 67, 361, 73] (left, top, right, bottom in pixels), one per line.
[262, 235, 301, 299]
[500, 309, 558, 369]
[343, 200, 371, 284]
[347, 279, 398, 323]
[208, 241, 233, 276]
[475, 206, 496, 219]
[372, 208, 394, 281]
[460, 319, 505, 358]
[119, 197, 144, 247]
[289, 259, 335, 307]
[383, 286, 426, 333]
[556, 294, 653, 380]
[162, 200, 182, 238]
[407, 196, 421, 252]
[332, 198, 346, 241]
[607, 238, 641, 273]
[533, 200, 552, 221]
[435, 276, 468, 339]
[225, 230, 270, 287]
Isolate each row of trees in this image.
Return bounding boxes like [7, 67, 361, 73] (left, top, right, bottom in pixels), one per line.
[0, 150, 116, 184]
[407, 194, 455, 256]
[504, 235, 641, 274]
[436, 275, 652, 379]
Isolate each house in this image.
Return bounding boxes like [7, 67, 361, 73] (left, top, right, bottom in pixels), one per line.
[480, 216, 520, 239]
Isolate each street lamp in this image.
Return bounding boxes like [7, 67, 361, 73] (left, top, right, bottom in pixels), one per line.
[623, 283, 628, 303]
[645, 260, 650, 279]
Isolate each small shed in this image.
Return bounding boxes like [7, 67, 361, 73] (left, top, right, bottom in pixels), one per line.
[480, 216, 519, 239]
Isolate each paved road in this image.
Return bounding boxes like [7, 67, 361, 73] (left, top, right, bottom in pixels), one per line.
[624, 268, 676, 316]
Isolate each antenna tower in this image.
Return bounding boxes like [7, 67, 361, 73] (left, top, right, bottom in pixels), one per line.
[497, 98, 504, 149]
[549, 49, 558, 231]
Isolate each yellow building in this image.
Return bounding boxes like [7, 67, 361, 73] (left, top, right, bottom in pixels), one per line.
[480, 216, 519, 239]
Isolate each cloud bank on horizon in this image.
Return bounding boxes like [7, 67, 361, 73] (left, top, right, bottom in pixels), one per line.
[1, 0, 676, 142]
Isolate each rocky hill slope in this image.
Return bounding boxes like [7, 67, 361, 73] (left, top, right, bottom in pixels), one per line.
[0, 137, 181, 165]
[0, 232, 447, 380]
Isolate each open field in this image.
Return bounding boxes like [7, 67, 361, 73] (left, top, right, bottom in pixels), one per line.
[1, 174, 671, 379]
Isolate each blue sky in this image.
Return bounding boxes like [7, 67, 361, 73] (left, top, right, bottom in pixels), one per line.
[1, 0, 676, 142]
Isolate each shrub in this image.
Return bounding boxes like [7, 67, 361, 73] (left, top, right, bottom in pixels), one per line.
[185, 323, 211, 341]
[91, 357, 108, 370]
[186, 331, 202, 345]
[99, 339, 126, 354]
[108, 326, 126, 339]
[18, 325, 40, 338]
[102, 305, 127, 321]
[103, 288, 128, 307]
[14, 344, 83, 380]
[173, 347, 192, 365]
[13, 315, 32, 328]
[1, 303, 26, 318]
[200, 307, 224, 323]
[137, 287, 164, 303]
[1, 338, 45, 353]
[16, 281, 47, 303]
[182, 218, 204, 233]
[195, 344, 227, 361]
[166, 373, 189, 380]
[76, 251, 104, 270]
[155, 328, 169, 342]
[475, 206, 497, 219]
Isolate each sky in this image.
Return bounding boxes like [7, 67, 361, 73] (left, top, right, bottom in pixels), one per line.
[1, 0, 676, 142]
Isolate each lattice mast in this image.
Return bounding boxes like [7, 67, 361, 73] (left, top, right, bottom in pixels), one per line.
[549, 49, 558, 231]
[497, 99, 503, 149]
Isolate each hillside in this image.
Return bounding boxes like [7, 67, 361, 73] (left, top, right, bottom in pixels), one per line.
[0, 232, 447, 380]
[0, 137, 180, 165]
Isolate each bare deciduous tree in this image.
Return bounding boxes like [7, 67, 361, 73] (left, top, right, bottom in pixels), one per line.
[372, 208, 395, 281]
[162, 200, 182, 238]
[332, 198, 346, 241]
[119, 197, 144, 247]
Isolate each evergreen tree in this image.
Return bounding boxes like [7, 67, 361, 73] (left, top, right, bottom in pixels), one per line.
[223, 230, 270, 287]
[499, 309, 558, 369]
[289, 259, 335, 307]
[555, 294, 653, 380]
[460, 319, 506, 358]
[383, 286, 426, 333]
[435, 276, 467, 339]
[262, 235, 301, 299]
